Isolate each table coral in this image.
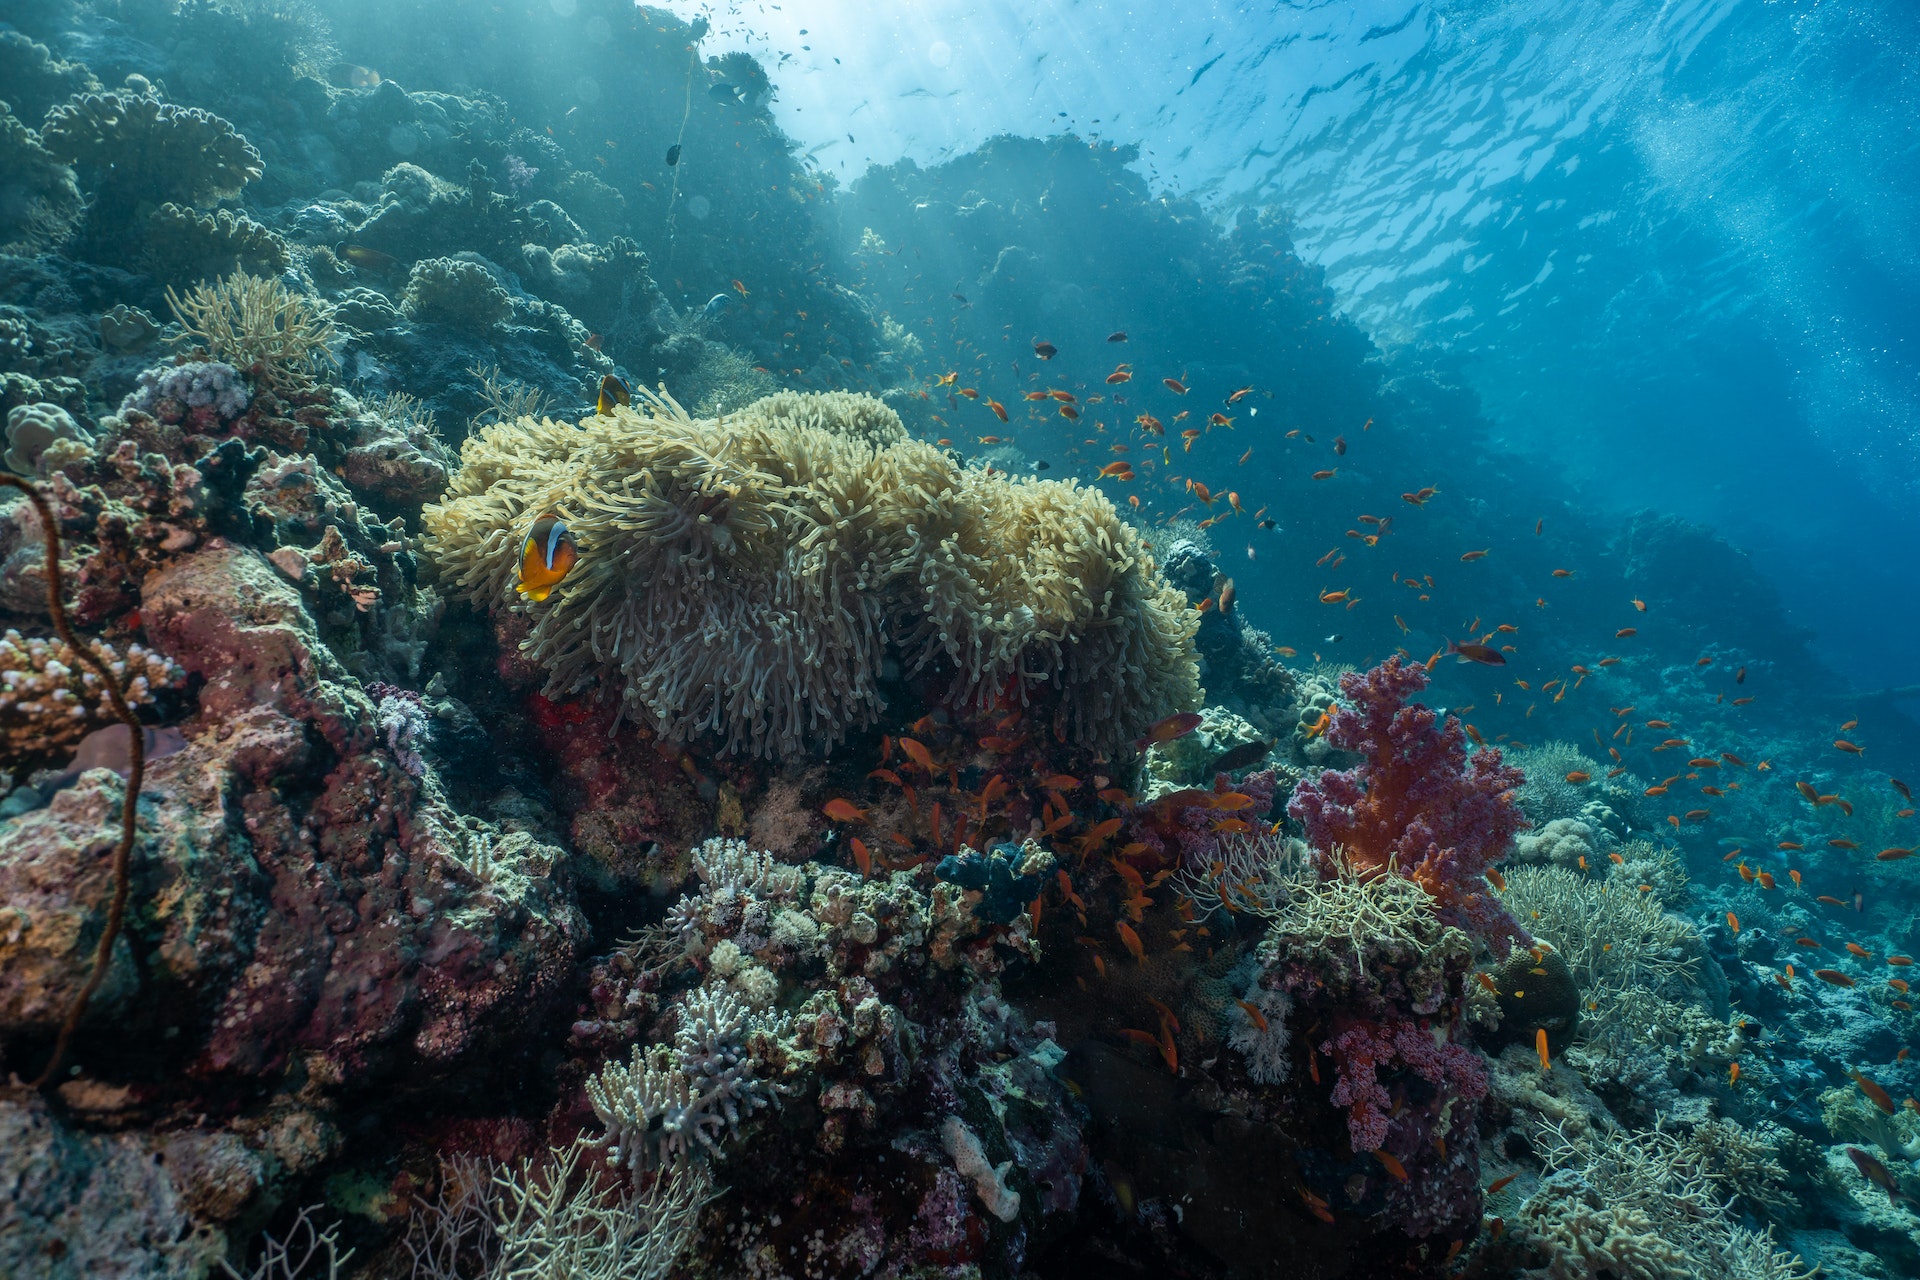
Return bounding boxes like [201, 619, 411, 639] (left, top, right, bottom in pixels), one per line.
[38, 89, 261, 207]
[424, 388, 1198, 757]
[1287, 655, 1531, 954]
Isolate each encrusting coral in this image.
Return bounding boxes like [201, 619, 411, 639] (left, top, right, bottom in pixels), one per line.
[424, 387, 1199, 757]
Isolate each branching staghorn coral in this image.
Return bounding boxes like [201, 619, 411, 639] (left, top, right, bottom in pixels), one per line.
[423, 389, 1199, 757]
[402, 1144, 710, 1280]
[586, 982, 784, 1175]
[1517, 1118, 1813, 1280]
[167, 272, 339, 395]
[1497, 865, 1699, 1039]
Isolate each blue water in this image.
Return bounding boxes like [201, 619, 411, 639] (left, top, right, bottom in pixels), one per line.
[674, 0, 1920, 695]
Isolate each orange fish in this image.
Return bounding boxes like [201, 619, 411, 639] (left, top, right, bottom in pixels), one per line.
[1877, 847, 1916, 861]
[1890, 955, 1914, 966]
[1235, 999, 1269, 1032]
[1632, 598, 1647, 611]
[1846, 942, 1872, 958]
[1106, 366, 1133, 384]
[1117, 922, 1145, 963]
[900, 737, 935, 773]
[1565, 771, 1591, 784]
[1852, 1070, 1897, 1116]
[1097, 461, 1135, 480]
[1210, 412, 1233, 427]
[1373, 1150, 1409, 1182]
[1551, 568, 1574, 579]
[1312, 468, 1336, 480]
[1163, 377, 1187, 394]
[1729, 1062, 1741, 1085]
[1134, 711, 1203, 751]
[1726, 911, 1741, 933]
[850, 836, 873, 877]
[1460, 549, 1490, 562]
[1835, 739, 1865, 755]
[1535, 1027, 1551, 1073]
[1814, 969, 1855, 987]
[822, 798, 867, 823]
[987, 399, 1008, 422]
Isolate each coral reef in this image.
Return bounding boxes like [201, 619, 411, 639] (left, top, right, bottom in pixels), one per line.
[424, 388, 1199, 757]
[142, 203, 290, 287]
[0, 101, 82, 254]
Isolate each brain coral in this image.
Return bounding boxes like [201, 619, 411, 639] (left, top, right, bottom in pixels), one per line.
[423, 388, 1199, 757]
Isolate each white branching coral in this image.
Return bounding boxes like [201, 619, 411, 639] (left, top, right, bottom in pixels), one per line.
[1517, 1119, 1812, 1280]
[585, 983, 782, 1176]
[1226, 980, 1293, 1085]
[0, 629, 182, 758]
[1497, 865, 1699, 1038]
[422, 388, 1199, 757]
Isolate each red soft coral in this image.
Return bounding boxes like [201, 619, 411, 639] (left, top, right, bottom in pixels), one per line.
[1287, 657, 1530, 954]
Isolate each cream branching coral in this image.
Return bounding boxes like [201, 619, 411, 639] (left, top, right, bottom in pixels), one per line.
[423, 389, 1199, 757]
[0, 628, 183, 759]
[167, 271, 339, 394]
[1497, 865, 1699, 1038]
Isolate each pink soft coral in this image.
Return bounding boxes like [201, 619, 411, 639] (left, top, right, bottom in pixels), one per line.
[1322, 1013, 1488, 1153]
[1287, 657, 1530, 954]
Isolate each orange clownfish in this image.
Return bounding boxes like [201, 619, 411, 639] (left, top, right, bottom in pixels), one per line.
[516, 512, 579, 602]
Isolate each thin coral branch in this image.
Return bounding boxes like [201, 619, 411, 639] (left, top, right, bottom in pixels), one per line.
[2, 474, 145, 1090]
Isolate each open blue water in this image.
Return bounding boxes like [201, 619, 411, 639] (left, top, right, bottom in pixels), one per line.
[671, 0, 1920, 695]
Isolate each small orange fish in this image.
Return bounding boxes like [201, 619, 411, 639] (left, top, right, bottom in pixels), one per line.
[1834, 739, 1865, 755]
[1551, 568, 1574, 579]
[1097, 461, 1135, 480]
[1460, 549, 1490, 562]
[1814, 969, 1855, 987]
[1729, 1062, 1741, 1085]
[1891, 978, 1912, 994]
[1373, 1150, 1410, 1182]
[1795, 937, 1823, 947]
[1134, 711, 1203, 751]
[1106, 366, 1133, 384]
[1889, 955, 1915, 966]
[1877, 847, 1916, 861]
[822, 798, 867, 823]
[1565, 771, 1590, 784]
[1726, 911, 1741, 933]
[1117, 922, 1145, 963]
[850, 836, 872, 878]
[1846, 942, 1872, 958]
[900, 737, 935, 773]
[1163, 377, 1187, 394]
[1535, 1027, 1551, 1072]
[1488, 1173, 1518, 1195]
[1853, 1070, 1897, 1115]
[1311, 468, 1337, 480]
[1235, 999, 1269, 1032]
[1818, 895, 1848, 907]
[1476, 972, 1499, 994]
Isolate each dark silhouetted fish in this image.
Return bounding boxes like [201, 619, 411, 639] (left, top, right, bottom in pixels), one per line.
[666, 144, 682, 166]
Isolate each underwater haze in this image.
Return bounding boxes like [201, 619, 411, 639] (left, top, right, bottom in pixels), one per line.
[2, 1, 1919, 1278]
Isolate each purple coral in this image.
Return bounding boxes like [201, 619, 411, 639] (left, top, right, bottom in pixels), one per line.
[502, 153, 539, 192]
[1321, 1013, 1487, 1153]
[1287, 657, 1530, 955]
[125, 361, 251, 419]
